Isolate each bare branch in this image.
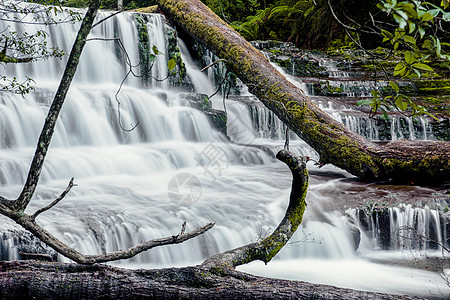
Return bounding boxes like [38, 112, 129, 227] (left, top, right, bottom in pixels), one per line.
[15, 211, 214, 264]
[200, 59, 226, 72]
[31, 178, 75, 221]
[202, 149, 308, 269]
[83, 222, 215, 264]
[284, 127, 289, 150]
[326, 0, 378, 35]
[180, 221, 187, 235]
[11, 0, 100, 213]
[92, 10, 123, 29]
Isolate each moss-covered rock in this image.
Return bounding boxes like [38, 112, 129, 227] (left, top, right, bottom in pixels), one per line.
[431, 119, 450, 141]
[180, 93, 227, 135]
[205, 110, 227, 136]
[133, 14, 151, 85]
[166, 26, 187, 87]
[313, 80, 343, 96]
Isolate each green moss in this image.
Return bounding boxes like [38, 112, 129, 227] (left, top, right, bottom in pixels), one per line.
[133, 5, 158, 13]
[166, 26, 187, 85]
[134, 14, 151, 84]
[424, 97, 444, 104]
[313, 80, 343, 96]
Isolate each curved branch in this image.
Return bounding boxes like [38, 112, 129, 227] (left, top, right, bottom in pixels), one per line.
[13, 211, 214, 264]
[203, 149, 308, 269]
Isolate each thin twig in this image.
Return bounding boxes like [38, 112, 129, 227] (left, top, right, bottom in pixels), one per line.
[180, 221, 187, 235]
[31, 178, 75, 221]
[92, 10, 123, 28]
[284, 126, 290, 150]
[200, 59, 226, 72]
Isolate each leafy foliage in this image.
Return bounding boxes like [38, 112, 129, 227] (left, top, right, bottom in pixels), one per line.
[230, 5, 292, 40]
[354, 0, 449, 119]
[0, 0, 81, 95]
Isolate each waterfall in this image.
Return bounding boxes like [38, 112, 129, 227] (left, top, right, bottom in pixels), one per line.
[1, 6, 449, 297]
[347, 203, 449, 252]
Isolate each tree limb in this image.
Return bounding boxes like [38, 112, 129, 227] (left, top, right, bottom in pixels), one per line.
[12, 0, 101, 212]
[13, 210, 214, 264]
[200, 59, 227, 72]
[31, 178, 75, 221]
[203, 149, 308, 269]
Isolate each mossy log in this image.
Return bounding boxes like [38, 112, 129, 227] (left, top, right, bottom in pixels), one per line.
[155, 0, 450, 185]
[0, 261, 422, 299]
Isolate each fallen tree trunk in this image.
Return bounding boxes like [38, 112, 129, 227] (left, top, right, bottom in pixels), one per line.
[0, 261, 422, 299]
[155, 0, 450, 185]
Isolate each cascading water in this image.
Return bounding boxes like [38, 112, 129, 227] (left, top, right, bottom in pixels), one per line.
[257, 44, 436, 142]
[1, 7, 449, 298]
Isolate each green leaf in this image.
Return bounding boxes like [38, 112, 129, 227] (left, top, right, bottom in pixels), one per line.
[394, 8, 409, 21]
[413, 68, 422, 78]
[412, 62, 434, 72]
[395, 97, 408, 111]
[428, 9, 440, 17]
[371, 90, 380, 98]
[404, 51, 416, 64]
[425, 111, 439, 121]
[381, 29, 393, 39]
[393, 13, 408, 28]
[389, 81, 400, 93]
[356, 99, 374, 106]
[408, 21, 416, 33]
[168, 58, 176, 71]
[149, 54, 156, 63]
[397, 2, 417, 17]
[421, 12, 434, 21]
[403, 35, 416, 45]
[418, 26, 425, 38]
[436, 37, 442, 56]
[422, 39, 434, 50]
[394, 62, 407, 76]
[152, 45, 160, 55]
[442, 0, 449, 9]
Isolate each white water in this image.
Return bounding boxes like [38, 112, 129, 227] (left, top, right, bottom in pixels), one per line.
[1, 7, 449, 298]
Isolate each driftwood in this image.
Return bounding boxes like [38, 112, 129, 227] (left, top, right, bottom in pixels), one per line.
[0, 260, 422, 300]
[155, 0, 450, 185]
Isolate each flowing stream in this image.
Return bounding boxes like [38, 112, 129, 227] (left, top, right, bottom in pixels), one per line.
[1, 8, 449, 298]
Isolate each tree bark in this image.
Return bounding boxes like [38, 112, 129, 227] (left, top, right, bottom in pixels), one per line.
[155, 0, 450, 185]
[8, 1, 101, 212]
[0, 261, 422, 300]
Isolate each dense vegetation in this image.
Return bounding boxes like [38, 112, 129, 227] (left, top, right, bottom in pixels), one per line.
[200, 0, 449, 50]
